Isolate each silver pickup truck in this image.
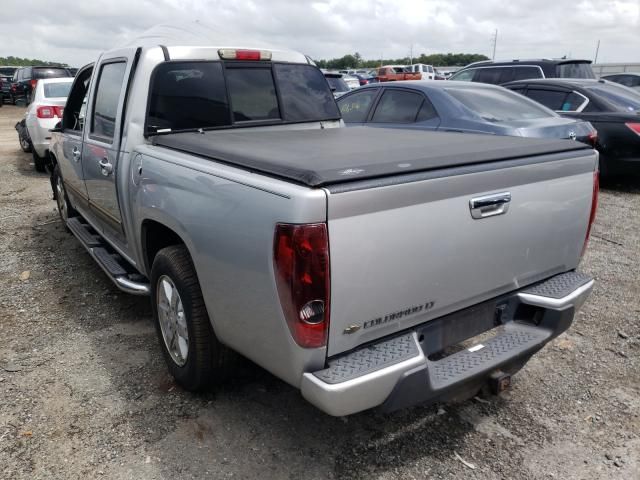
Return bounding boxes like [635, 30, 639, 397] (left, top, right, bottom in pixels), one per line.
[48, 34, 598, 416]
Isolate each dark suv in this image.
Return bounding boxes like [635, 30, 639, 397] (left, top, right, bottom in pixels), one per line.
[9, 66, 72, 104]
[449, 59, 595, 85]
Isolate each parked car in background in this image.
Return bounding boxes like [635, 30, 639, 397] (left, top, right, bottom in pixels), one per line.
[410, 63, 436, 80]
[377, 65, 421, 82]
[336, 80, 596, 145]
[503, 78, 640, 177]
[9, 65, 72, 104]
[0, 75, 11, 105]
[353, 74, 375, 86]
[67, 67, 79, 76]
[20, 77, 73, 171]
[0, 66, 18, 78]
[323, 72, 351, 98]
[342, 74, 360, 90]
[449, 59, 595, 85]
[601, 72, 640, 92]
[436, 69, 456, 79]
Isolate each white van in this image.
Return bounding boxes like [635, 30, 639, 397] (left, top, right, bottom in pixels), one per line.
[411, 63, 435, 80]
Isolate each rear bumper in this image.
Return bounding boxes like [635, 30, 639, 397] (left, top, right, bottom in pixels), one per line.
[301, 271, 593, 416]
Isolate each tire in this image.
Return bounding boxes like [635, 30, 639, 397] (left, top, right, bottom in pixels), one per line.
[53, 165, 77, 223]
[19, 132, 31, 153]
[151, 245, 236, 391]
[32, 149, 46, 172]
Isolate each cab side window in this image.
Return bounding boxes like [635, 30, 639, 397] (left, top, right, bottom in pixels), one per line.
[91, 62, 127, 142]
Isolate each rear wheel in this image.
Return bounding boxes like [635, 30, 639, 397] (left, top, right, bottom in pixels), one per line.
[19, 133, 31, 153]
[53, 165, 77, 223]
[151, 245, 236, 391]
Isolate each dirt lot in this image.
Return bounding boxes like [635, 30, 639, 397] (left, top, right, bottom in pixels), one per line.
[0, 104, 638, 480]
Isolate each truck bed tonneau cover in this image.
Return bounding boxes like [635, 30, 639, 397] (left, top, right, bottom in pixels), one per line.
[153, 127, 590, 187]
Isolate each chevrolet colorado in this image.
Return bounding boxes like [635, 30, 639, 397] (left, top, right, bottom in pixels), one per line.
[48, 32, 598, 416]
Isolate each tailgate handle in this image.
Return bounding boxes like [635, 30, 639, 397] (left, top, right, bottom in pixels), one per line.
[470, 192, 511, 219]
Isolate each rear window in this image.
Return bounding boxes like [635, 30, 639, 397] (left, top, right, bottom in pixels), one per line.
[43, 82, 72, 98]
[226, 68, 280, 122]
[586, 84, 640, 112]
[447, 87, 553, 121]
[276, 65, 340, 121]
[34, 68, 71, 79]
[325, 76, 350, 93]
[556, 62, 595, 79]
[147, 61, 339, 134]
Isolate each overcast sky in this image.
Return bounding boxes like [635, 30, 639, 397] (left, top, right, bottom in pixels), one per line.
[1, 0, 638, 67]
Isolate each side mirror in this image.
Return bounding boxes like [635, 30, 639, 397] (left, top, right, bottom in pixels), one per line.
[50, 121, 63, 133]
[330, 87, 337, 92]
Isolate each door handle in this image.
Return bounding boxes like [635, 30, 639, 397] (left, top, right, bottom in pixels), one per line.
[469, 192, 511, 219]
[72, 147, 81, 162]
[99, 157, 113, 176]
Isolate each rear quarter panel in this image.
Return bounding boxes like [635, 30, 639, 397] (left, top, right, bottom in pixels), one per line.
[130, 145, 328, 387]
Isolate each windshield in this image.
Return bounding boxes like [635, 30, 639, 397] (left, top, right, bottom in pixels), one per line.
[447, 87, 553, 122]
[44, 82, 72, 98]
[587, 84, 640, 112]
[147, 61, 339, 134]
[556, 62, 595, 79]
[0, 67, 16, 77]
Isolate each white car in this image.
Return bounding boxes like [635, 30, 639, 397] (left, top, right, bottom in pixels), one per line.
[342, 74, 360, 90]
[24, 77, 73, 171]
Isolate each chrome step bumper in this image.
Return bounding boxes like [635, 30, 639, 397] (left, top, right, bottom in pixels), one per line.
[302, 271, 594, 416]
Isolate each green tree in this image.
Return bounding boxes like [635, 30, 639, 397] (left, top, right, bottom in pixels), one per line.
[0, 56, 69, 67]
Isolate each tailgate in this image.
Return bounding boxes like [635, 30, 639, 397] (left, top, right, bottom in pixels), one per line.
[325, 149, 597, 356]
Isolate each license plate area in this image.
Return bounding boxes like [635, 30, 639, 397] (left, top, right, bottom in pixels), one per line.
[416, 298, 501, 358]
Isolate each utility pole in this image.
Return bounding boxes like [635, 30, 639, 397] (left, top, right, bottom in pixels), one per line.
[491, 29, 498, 60]
[409, 44, 414, 65]
[594, 39, 600, 64]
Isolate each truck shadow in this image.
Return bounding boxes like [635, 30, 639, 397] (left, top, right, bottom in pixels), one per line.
[12, 148, 50, 178]
[22, 212, 480, 479]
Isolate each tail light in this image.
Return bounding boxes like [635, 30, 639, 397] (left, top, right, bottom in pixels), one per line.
[625, 123, 640, 136]
[36, 106, 63, 119]
[581, 170, 599, 257]
[359, 79, 368, 85]
[11, 83, 17, 92]
[273, 223, 330, 348]
[30, 79, 38, 90]
[218, 48, 272, 61]
[588, 131, 598, 147]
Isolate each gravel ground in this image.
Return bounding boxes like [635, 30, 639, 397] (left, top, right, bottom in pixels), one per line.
[0, 104, 638, 480]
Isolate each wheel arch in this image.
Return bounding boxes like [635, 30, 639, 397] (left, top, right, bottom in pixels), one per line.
[141, 219, 189, 275]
